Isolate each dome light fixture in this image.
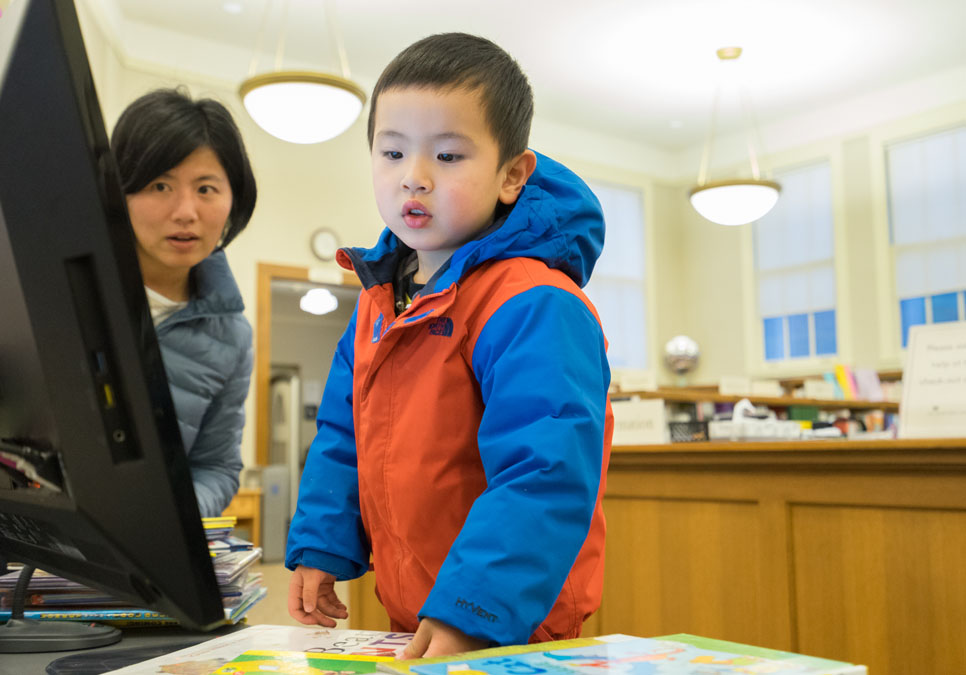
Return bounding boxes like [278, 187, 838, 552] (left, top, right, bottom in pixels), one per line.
[689, 47, 780, 226]
[299, 288, 339, 316]
[239, 0, 366, 144]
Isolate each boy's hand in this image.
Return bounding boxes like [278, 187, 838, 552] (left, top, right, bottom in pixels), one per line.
[401, 617, 489, 659]
[287, 565, 348, 626]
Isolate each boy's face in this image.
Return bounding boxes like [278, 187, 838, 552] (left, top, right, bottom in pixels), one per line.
[371, 86, 521, 273]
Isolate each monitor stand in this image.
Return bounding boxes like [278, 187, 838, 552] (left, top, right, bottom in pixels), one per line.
[0, 562, 121, 653]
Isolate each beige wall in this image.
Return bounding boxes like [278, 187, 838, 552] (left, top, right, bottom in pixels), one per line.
[74, 6, 966, 465]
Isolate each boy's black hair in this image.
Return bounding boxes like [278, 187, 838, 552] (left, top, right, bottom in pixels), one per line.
[367, 33, 534, 166]
[111, 88, 257, 248]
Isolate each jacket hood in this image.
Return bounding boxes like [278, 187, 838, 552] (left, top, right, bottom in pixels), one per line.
[340, 151, 605, 291]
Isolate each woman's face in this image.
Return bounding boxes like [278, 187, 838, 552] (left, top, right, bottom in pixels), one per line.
[126, 145, 233, 284]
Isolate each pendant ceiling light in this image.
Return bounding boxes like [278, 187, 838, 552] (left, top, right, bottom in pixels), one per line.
[689, 47, 780, 226]
[239, 0, 366, 144]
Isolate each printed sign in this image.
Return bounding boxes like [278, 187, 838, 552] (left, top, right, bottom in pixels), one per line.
[899, 323, 966, 438]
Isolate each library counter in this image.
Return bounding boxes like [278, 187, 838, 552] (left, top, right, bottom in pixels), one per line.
[592, 436, 966, 675]
[343, 436, 966, 675]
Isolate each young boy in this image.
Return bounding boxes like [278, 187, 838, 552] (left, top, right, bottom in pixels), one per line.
[286, 32, 613, 658]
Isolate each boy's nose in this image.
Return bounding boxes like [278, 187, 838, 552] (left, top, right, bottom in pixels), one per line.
[401, 159, 432, 193]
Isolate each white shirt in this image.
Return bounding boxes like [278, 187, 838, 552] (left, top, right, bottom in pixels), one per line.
[145, 286, 188, 327]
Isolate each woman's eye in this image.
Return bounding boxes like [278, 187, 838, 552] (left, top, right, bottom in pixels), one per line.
[199, 185, 214, 195]
[151, 183, 167, 192]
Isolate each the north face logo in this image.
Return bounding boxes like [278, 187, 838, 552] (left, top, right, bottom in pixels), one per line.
[428, 317, 453, 337]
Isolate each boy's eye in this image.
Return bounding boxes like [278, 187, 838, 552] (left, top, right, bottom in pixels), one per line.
[384, 151, 403, 160]
[437, 153, 458, 162]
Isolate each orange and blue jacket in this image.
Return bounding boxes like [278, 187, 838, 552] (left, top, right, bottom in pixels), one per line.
[286, 152, 613, 646]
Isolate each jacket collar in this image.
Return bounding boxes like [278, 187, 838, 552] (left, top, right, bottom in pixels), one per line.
[158, 249, 244, 326]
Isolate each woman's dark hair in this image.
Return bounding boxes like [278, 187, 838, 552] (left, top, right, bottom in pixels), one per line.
[111, 88, 257, 248]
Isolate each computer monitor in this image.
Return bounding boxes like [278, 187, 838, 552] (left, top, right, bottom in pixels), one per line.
[0, 0, 224, 641]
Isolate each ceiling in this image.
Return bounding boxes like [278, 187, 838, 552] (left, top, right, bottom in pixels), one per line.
[101, 0, 966, 151]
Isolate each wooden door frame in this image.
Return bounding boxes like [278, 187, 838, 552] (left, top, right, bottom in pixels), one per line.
[255, 262, 360, 466]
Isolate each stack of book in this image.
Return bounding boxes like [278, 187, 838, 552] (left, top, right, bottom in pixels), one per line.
[204, 515, 267, 624]
[0, 516, 265, 626]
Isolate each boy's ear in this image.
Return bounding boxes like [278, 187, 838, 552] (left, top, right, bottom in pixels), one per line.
[498, 150, 537, 205]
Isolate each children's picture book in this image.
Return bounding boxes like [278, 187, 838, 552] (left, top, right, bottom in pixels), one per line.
[209, 649, 395, 674]
[403, 634, 865, 675]
[104, 625, 414, 675]
[377, 637, 603, 675]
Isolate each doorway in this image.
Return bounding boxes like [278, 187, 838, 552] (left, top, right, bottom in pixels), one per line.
[254, 263, 359, 562]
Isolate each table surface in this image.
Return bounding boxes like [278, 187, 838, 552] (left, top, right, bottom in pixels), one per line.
[0, 623, 244, 675]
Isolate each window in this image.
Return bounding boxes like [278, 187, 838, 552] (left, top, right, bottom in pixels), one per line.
[583, 181, 648, 369]
[886, 125, 966, 347]
[754, 161, 837, 361]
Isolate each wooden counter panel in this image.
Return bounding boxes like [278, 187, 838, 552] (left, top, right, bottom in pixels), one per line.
[599, 441, 966, 675]
[599, 496, 765, 646]
[791, 504, 966, 675]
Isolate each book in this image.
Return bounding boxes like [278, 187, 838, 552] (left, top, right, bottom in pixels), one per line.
[377, 637, 604, 675]
[822, 372, 844, 399]
[104, 625, 414, 675]
[834, 364, 857, 400]
[204, 515, 240, 541]
[209, 649, 395, 674]
[0, 606, 177, 624]
[0, 585, 266, 626]
[401, 633, 865, 675]
[0, 519, 266, 627]
[851, 369, 884, 402]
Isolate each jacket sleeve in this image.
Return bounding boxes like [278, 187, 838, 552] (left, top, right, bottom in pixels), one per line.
[285, 307, 370, 580]
[189, 320, 252, 518]
[420, 286, 609, 645]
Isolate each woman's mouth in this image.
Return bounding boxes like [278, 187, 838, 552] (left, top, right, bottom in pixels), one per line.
[167, 233, 200, 250]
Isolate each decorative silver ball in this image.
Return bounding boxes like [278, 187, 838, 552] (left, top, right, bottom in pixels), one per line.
[664, 335, 700, 375]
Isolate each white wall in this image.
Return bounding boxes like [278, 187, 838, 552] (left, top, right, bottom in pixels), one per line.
[74, 4, 966, 462]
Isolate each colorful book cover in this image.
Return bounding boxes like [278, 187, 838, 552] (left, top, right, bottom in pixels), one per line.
[659, 634, 865, 673]
[0, 584, 266, 626]
[833, 365, 857, 400]
[377, 637, 604, 675]
[210, 649, 395, 674]
[104, 626, 414, 675]
[406, 634, 865, 675]
[203, 516, 239, 529]
[822, 372, 844, 399]
[0, 606, 177, 623]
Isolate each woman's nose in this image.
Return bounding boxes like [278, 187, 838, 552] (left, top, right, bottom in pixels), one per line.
[170, 189, 199, 222]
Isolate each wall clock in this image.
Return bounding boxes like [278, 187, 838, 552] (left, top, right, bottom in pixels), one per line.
[310, 227, 340, 261]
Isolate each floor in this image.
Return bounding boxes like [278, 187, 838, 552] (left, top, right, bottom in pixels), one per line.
[244, 562, 350, 629]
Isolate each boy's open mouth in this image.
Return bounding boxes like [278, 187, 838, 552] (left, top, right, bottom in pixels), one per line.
[402, 201, 431, 228]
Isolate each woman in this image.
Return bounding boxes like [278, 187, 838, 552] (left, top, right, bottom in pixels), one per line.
[111, 88, 257, 517]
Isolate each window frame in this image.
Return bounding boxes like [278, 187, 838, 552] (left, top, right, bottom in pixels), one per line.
[582, 176, 652, 372]
[741, 151, 852, 376]
[884, 124, 966, 351]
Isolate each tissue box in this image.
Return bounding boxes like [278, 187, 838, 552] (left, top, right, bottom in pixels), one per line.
[708, 417, 802, 441]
